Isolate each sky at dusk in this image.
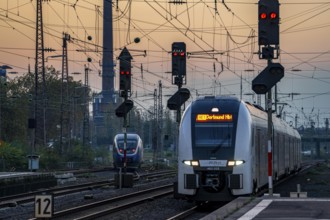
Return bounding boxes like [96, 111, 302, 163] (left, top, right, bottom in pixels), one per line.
[0, 0, 330, 128]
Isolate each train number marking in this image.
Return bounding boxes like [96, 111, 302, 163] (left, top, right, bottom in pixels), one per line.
[199, 160, 227, 167]
[35, 194, 53, 218]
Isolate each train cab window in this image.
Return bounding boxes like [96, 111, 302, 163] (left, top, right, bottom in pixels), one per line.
[117, 139, 138, 153]
[194, 123, 233, 148]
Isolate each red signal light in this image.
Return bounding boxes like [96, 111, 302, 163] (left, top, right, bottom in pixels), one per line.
[173, 52, 178, 56]
[120, 70, 130, 75]
[260, 12, 267, 19]
[180, 52, 185, 56]
[270, 12, 277, 19]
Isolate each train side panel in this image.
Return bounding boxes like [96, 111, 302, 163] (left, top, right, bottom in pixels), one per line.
[175, 96, 302, 203]
[177, 106, 196, 196]
[231, 102, 253, 195]
[246, 104, 269, 190]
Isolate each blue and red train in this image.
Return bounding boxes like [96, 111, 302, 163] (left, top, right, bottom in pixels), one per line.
[112, 133, 144, 170]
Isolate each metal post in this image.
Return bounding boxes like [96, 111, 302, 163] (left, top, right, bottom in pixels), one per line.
[267, 77, 273, 196]
[123, 95, 128, 174]
[119, 167, 122, 189]
[123, 123, 127, 174]
[176, 76, 182, 123]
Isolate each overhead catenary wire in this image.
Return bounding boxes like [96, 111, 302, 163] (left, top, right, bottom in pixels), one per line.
[0, 0, 330, 118]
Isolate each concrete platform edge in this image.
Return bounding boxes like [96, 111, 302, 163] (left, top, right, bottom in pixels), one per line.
[200, 197, 256, 220]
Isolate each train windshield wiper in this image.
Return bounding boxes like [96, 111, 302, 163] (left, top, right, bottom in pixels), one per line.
[211, 134, 230, 154]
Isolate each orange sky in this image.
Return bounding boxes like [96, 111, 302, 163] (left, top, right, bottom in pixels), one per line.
[1, 0, 330, 127]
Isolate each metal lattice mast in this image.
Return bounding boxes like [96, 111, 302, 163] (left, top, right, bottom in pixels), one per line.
[34, 0, 46, 150]
[60, 33, 70, 154]
[157, 81, 163, 159]
[83, 65, 90, 147]
[152, 89, 157, 165]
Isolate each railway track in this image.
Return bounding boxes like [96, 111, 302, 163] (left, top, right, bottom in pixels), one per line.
[0, 170, 176, 208]
[28, 184, 173, 220]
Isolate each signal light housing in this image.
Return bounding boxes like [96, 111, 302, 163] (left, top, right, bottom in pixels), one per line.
[172, 42, 186, 77]
[118, 47, 132, 95]
[252, 63, 284, 94]
[258, 0, 280, 46]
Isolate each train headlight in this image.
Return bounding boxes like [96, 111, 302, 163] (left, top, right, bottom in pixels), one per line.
[227, 160, 245, 166]
[183, 160, 191, 166]
[228, 161, 235, 166]
[236, 160, 244, 166]
[183, 160, 199, 166]
[191, 161, 199, 166]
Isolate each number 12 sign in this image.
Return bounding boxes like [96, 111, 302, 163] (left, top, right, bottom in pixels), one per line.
[35, 194, 53, 218]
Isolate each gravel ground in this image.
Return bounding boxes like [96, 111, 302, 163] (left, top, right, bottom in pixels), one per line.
[0, 172, 195, 220]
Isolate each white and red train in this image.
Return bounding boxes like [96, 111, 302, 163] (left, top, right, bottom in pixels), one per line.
[174, 96, 301, 202]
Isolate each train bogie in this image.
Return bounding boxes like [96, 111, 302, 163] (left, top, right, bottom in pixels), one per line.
[175, 96, 301, 202]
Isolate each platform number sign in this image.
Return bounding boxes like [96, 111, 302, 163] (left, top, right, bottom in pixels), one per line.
[35, 194, 53, 218]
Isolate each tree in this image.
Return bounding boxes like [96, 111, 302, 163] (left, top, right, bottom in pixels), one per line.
[0, 66, 91, 170]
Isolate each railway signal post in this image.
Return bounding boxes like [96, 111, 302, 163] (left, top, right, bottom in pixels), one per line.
[167, 42, 190, 160]
[253, 0, 282, 196]
[115, 47, 134, 188]
[167, 42, 190, 122]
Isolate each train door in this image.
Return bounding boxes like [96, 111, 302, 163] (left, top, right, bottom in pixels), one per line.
[289, 137, 294, 172]
[255, 129, 261, 187]
[278, 134, 285, 177]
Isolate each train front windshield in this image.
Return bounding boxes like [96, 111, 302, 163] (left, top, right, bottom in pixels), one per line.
[116, 139, 138, 154]
[195, 123, 233, 148]
[193, 113, 235, 150]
